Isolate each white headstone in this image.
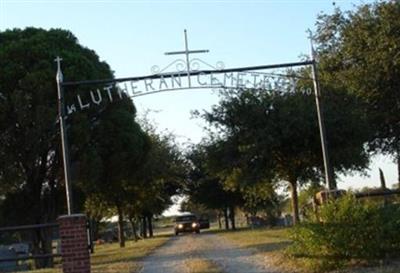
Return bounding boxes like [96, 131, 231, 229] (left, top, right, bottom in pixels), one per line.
[0, 246, 17, 272]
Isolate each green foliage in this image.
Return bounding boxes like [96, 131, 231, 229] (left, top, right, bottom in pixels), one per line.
[185, 144, 243, 212]
[0, 27, 113, 225]
[132, 128, 188, 217]
[199, 85, 370, 223]
[315, 1, 400, 159]
[288, 195, 400, 271]
[241, 182, 281, 220]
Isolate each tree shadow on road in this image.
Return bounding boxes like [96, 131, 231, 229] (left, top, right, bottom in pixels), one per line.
[248, 241, 291, 253]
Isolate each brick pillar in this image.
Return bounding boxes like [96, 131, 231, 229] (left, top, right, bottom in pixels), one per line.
[58, 214, 91, 273]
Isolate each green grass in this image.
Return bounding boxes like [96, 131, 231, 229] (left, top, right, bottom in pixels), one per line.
[184, 258, 223, 273]
[215, 227, 291, 253]
[15, 235, 170, 273]
[215, 227, 400, 273]
[215, 227, 293, 271]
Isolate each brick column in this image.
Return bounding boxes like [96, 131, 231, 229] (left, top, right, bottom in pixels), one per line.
[58, 214, 91, 273]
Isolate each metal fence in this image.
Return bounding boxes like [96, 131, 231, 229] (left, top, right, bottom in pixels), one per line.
[0, 223, 61, 272]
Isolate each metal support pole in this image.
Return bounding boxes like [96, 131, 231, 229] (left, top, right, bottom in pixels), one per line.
[184, 29, 191, 87]
[309, 37, 336, 190]
[55, 56, 74, 215]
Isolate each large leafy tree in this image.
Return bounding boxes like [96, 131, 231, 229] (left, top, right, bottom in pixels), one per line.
[314, 1, 400, 185]
[0, 28, 114, 267]
[201, 85, 369, 224]
[0, 28, 113, 223]
[79, 97, 150, 247]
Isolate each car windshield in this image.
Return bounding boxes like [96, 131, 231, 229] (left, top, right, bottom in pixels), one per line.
[176, 215, 196, 222]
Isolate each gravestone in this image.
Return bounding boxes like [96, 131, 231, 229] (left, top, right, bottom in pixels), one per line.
[0, 246, 17, 272]
[9, 243, 29, 255]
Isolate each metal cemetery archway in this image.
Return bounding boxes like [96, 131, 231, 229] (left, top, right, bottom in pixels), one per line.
[56, 30, 334, 215]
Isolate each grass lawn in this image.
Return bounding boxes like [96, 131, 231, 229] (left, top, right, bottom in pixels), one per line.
[215, 227, 291, 253]
[215, 227, 400, 273]
[185, 258, 223, 273]
[214, 227, 293, 271]
[15, 234, 170, 273]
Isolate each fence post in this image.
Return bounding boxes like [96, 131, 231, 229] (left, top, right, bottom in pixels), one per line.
[58, 214, 91, 273]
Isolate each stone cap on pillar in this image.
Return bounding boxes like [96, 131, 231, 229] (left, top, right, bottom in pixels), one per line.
[58, 214, 87, 220]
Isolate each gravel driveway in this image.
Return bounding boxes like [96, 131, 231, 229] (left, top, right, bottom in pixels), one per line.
[139, 233, 281, 273]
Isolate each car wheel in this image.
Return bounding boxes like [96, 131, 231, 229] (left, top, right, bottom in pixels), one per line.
[175, 231, 179, 236]
[195, 229, 200, 234]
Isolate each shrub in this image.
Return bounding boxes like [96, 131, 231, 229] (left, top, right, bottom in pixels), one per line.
[287, 195, 400, 271]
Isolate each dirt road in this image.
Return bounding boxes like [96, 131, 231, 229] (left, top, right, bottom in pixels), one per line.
[139, 233, 281, 273]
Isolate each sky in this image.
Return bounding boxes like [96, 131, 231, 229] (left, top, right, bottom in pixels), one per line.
[1, 0, 397, 202]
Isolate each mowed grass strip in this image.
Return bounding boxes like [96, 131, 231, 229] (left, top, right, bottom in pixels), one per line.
[213, 227, 293, 271]
[185, 258, 223, 273]
[215, 227, 291, 253]
[16, 235, 170, 273]
[216, 227, 400, 273]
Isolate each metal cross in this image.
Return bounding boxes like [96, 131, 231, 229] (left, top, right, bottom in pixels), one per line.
[55, 56, 64, 82]
[165, 29, 209, 86]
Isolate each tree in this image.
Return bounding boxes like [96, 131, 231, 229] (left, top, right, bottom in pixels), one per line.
[314, 1, 400, 185]
[132, 128, 187, 238]
[201, 85, 369, 224]
[84, 195, 114, 241]
[241, 182, 281, 223]
[80, 97, 150, 247]
[0, 28, 114, 267]
[185, 144, 244, 230]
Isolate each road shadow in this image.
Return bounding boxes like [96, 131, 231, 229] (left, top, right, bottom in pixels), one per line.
[248, 241, 291, 253]
[92, 235, 173, 266]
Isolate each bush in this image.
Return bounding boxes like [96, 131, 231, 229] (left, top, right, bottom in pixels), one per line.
[287, 195, 400, 271]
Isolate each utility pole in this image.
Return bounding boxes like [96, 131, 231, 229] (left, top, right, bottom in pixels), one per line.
[55, 56, 74, 215]
[308, 33, 336, 190]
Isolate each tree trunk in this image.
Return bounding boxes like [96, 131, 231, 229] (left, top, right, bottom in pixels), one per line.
[229, 206, 236, 230]
[40, 228, 54, 267]
[94, 220, 100, 241]
[397, 153, 400, 189]
[218, 212, 222, 229]
[223, 207, 230, 230]
[289, 178, 300, 225]
[147, 215, 153, 238]
[131, 218, 140, 241]
[31, 229, 43, 269]
[117, 206, 125, 248]
[142, 216, 148, 238]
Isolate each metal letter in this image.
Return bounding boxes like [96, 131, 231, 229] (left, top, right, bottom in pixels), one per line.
[67, 104, 77, 115]
[210, 73, 221, 86]
[289, 78, 298, 93]
[224, 73, 235, 88]
[236, 72, 246, 88]
[77, 95, 90, 109]
[117, 83, 129, 99]
[197, 72, 207, 86]
[104, 85, 113, 102]
[90, 89, 102, 105]
[251, 73, 260, 88]
[159, 76, 169, 90]
[171, 74, 182, 88]
[130, 81, 141, 95]
[144, 79, 155, 91]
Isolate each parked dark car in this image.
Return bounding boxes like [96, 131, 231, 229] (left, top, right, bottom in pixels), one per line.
[198, 216, 210, 229]
[174, 214, 200, 235]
